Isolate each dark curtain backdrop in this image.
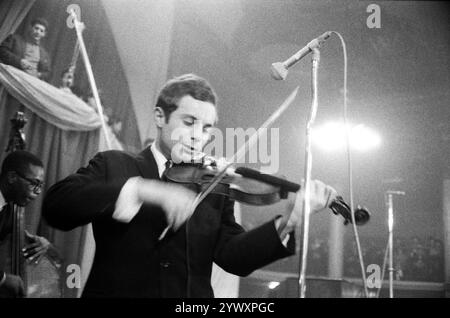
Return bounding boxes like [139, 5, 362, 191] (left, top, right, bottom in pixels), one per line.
[0, 0, 36, 43]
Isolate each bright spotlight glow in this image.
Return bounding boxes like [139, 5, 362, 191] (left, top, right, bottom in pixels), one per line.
[312, 122, 381, 152]
[350, 124, 381, 151]
[268, 281, 280, 289]
[312, 122, 346, 151]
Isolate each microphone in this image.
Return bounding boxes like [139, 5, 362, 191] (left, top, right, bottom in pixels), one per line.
[271, 31, 332, 80]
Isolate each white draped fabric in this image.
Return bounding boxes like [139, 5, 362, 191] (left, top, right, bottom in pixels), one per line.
[0, 63, 101, 131]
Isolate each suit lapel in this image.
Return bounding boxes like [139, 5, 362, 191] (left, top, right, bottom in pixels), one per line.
[135, 147, 160, 180]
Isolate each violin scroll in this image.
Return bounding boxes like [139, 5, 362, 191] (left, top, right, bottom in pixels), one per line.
[329, 196, 370, 226]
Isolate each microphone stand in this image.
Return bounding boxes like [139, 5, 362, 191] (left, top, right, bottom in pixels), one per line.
[385, 190, 405, 298]
[298, 48, 321, 298]
[69, 9, 112, 150]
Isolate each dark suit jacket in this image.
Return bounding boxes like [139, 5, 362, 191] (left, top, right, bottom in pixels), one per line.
[0, 34, 51, 81]
[43, 148, 295, 297]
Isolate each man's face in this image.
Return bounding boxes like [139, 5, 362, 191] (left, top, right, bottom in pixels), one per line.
[11, 164, 45, 206]
[61, 72, 74, 88]
[29, 23, 47, 43]
[156, 95, 217, 162]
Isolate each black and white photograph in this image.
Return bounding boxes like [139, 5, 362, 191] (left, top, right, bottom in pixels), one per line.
[0, 0, 448, 303]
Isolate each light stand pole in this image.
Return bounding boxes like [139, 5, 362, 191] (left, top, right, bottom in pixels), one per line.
[385, 190, 405, 298]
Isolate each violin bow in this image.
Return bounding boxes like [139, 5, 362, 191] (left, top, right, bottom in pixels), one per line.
[189, 86, 300, 212]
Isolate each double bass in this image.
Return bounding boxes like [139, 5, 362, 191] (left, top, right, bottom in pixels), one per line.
[0, 112, 63, 297]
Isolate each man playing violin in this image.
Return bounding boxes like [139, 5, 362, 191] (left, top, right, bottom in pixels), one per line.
[0, 150, 52, 298]
[43, 74, 337, 297]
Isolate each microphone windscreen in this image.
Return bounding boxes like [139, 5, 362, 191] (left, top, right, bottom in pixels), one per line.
[271, 62, 287, 80]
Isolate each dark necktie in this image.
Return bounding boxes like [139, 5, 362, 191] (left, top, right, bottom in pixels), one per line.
[161, 160, 172, 181]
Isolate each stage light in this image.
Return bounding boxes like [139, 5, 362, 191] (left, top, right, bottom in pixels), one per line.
[311, 122, 346, 151]
[350, 124, 381, 152]
[268, 281, 280, 289]
[311, 122, 381, 152]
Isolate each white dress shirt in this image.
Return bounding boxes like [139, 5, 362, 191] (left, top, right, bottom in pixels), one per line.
[0, 190, 7, 212]
[150, 142, 168, 178]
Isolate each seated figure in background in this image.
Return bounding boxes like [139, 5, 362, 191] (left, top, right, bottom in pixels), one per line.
[58, 67, 75, 94]
[0, 151, 54, 298]
[0, 17, 52, 81]
[83, 90, 124, 149]
[84, 90, 123, 141]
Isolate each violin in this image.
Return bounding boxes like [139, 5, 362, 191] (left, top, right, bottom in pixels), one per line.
[163, 161, 300, 206]
[163, 158, 370, 225]
[162, 87, 370, 225]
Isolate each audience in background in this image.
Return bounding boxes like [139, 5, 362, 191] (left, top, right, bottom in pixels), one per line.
[83, 90, 123, 141]
[58, 67, 76, 95]
[343, 235, 444, 282]
[261, 231, 444, 282]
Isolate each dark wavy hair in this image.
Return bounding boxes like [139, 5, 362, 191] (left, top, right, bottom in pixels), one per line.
[156, 74, 217, 122]
[30, 17, 49, 31]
